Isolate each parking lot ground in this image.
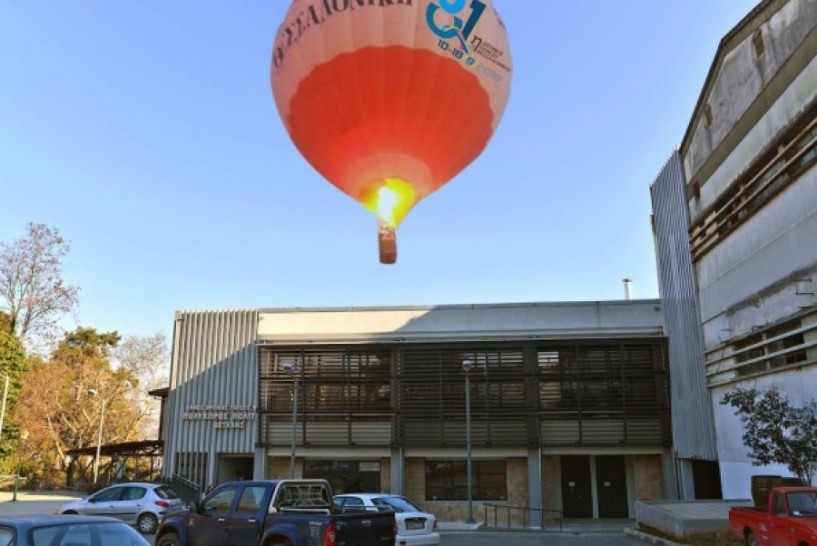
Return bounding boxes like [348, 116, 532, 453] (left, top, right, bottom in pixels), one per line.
[442, 530, 652, 545]
[0, 490, 661, 546]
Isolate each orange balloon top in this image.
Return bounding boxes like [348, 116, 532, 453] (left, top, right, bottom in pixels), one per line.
[271, 0, 512, 227]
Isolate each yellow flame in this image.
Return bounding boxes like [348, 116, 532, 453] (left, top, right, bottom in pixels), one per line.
[361, 178, 417, 227]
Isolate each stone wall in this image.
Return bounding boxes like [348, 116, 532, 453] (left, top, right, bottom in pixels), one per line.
[633, 455, 664, 500]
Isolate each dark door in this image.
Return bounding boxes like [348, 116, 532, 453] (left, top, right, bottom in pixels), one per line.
[225, 484, 269, 546]
[560, 455, 592, 518]
[596, 455, 628, 518]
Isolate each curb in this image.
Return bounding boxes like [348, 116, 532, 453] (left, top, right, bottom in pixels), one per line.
[624, 527, 685, 546]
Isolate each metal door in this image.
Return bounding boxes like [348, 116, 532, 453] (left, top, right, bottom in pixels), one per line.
[595, 456, 628, 518]
[560, 456, 593, 518]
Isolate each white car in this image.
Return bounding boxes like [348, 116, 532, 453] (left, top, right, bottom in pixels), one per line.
[55, 482, 184, 534]
[333, 493, 440, 546]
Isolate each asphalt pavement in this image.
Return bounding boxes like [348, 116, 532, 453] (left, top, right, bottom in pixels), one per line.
[0, 490, 656, 546]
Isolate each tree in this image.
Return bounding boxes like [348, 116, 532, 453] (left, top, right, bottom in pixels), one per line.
[0, 223, 79, 350]
[112, 333, 170, 439]
[721, 386, 817, 485]
[0, 313, 27, 473]
[14, 328, 142, 487]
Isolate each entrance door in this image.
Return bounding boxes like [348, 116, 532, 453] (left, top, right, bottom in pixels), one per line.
[560, 455, 593, 518]
[596, 455, 628, 518]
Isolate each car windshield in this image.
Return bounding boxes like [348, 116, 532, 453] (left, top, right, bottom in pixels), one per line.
[30, 521, 150, 546]
[371, 496, 422, 513]
[154, 486, 180, 500]
[788, 491, 817, 516]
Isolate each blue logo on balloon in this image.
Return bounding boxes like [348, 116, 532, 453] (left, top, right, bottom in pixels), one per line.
[426, 0, 486, 53]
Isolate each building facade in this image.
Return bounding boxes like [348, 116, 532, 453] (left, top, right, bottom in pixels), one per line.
[651, 0, 817, 499]
[161, 301, 673, 522]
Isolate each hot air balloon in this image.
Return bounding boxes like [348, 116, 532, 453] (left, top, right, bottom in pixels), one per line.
[271, 0, 512, 264]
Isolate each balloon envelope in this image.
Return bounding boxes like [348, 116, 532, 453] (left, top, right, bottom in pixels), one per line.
[271, 0, 512, 258]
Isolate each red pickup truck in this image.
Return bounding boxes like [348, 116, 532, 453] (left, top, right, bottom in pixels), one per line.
[729, 486, 817, 546]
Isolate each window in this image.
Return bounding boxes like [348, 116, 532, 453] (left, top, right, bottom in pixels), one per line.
[123, 487, 146, 501]
[303, 460, 381, 494]
[734, 319, 808, 377]
[773, 493, 786, 516]
[203, 487, 238, 513]
[94, 487, 124, 502]
[425, 460, 506, 501]
[237, 486, 265, 513]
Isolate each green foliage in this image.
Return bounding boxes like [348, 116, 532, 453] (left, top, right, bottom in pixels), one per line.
[721, 387, 817, 485]
[0, 323, 27, 471]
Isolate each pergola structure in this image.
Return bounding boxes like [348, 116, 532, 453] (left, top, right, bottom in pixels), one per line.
[65, 387, 169, 490]
[65, 440, 164, 490]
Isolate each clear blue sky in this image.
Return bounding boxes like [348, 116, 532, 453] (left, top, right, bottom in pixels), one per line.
[0, 1, 760, 341]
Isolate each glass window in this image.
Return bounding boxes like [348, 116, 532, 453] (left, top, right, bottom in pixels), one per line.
[30, 522, 148, 546]
[237, 486, 266, 513]
[203, 487, 238, 513]
[372, 496, 421, 513]
[788, 492, 817, 516]
[425, 460, 506, 501]
[123, 487, 146, 500]
[0, 527, 12, 546]
[154, 486, 180, 500]
[303, 460, 381, 494]
[773, 493, 786, 516]
[94, 486, 124, 502]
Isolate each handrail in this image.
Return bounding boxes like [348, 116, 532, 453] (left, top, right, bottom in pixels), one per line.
[482, 502, 562, 531]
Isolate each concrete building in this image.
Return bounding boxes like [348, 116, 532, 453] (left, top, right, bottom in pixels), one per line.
[651, 0, 817, 499]
[161, 301, 674, 521]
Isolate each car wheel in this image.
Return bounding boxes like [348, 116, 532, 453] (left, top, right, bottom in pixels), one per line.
[745, 531, 757, 546]
[137, 513, 159, 534]
[156, 533, 180, 546]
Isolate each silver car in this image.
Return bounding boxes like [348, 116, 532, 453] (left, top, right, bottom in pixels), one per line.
[55, 482, 184, 534]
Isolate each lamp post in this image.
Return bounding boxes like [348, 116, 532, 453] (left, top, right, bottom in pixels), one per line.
[12, 429, 29, 502]
[283, 363, 298, 479]
[88, 389, 106, 484]
[461, 359, 475, 524]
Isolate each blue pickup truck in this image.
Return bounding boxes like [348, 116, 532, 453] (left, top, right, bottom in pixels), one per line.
[155, 479, 396, 546]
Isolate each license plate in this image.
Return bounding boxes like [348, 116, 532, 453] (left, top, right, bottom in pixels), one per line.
[406, 520, 424, 530]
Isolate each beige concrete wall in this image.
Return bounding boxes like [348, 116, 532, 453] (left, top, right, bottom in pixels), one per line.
[633, 455, 664, 500]
[267, 456, 296, 479]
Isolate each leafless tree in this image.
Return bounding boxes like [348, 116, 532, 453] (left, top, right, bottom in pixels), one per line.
[112, 333, 170, 439]
[0, 223, 79, 349]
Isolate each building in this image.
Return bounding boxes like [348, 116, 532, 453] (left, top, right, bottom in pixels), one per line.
[161, 301, 673, 522]
[650, 0, 817, 498]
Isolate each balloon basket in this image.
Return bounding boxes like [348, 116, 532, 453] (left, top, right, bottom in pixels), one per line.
[378, 223, 397, 265]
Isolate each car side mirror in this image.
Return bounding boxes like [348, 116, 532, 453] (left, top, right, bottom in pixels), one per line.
[88, 497, 97, 504]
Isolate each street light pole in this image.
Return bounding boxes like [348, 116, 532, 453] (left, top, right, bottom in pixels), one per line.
[283, 363, 298, 479]
[462, 359, 475, 524]
[12, 430, 29, 502]
[88, 389, 106, 484]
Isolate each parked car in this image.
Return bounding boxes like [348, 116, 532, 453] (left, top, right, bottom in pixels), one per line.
[55, 482, 185, 535]
[333, 493, 440, 546]
[729, 485, 817, 546]
[156, 479, 396, 546]
[0, 514, 150, 546]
